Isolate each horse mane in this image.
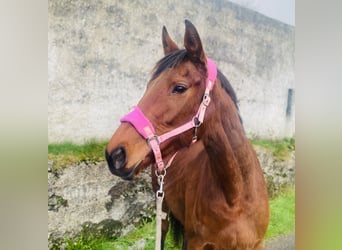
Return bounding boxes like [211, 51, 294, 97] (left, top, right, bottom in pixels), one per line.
[151, 50, 242, 125]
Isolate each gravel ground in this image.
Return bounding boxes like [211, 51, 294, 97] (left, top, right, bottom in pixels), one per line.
[264, 233, 295, 250]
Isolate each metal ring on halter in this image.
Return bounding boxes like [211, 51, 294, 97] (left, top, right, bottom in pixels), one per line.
[192, 116, 202, 127]
[147, 135, 160, 147]
[155, 167, 166, 178]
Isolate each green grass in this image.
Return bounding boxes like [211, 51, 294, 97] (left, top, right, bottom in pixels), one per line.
[266, 186, 295, 239]
[250, 137, 295, 160]
[48, 140, 107, 169]
[108, 218, 179, 249]
[48, 137, 295, 169]
[64, 236, 114, 250]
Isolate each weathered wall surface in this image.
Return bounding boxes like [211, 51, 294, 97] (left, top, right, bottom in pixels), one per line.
[48, 0, 295, 143]
[48, 147, 295, 245]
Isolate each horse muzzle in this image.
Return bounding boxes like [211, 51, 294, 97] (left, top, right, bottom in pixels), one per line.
[106, 145, 126, 170]
[105, 147, 132, 180]
[105, 145, 147, 180]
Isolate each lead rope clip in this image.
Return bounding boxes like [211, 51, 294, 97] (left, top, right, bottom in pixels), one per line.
[155, 169, 167, 250]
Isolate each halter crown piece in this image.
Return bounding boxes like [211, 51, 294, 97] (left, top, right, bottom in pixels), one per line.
[120, 58, 217, 174]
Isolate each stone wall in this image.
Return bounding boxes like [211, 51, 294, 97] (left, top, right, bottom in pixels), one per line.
[48, 0, 295, 143]
[48, 147, 295, 247]
[48, 161, 155, 248]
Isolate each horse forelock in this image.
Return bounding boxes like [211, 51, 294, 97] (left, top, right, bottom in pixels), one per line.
[151, 49, 188, 81]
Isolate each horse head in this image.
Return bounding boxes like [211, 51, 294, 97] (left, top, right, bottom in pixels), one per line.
[105, 20, 215, 180]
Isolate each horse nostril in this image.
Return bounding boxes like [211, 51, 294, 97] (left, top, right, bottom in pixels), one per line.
[106, 147, 127, 173]
[113, 147, 126, 169]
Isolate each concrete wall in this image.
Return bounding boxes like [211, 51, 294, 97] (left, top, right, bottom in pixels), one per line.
[48, 0, 295, 143]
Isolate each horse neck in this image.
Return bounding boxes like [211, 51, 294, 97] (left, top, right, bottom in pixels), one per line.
[200, 82, 249, 206]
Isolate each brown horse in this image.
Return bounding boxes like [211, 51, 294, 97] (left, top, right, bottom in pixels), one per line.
[105, 20, 269, 250]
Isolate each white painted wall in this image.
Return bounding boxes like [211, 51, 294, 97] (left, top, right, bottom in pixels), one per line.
[48, 0, 294, 143]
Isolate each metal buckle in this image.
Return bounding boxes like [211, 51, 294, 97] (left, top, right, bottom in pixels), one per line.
[147, 135, 160, 147]
[155, 168, 166, 179]
[202, 93, 211, 106]
[192, 116, 202, 127]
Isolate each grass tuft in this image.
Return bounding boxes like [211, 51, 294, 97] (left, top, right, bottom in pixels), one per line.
[266, 186, 295, 239]
[250, 137, 295, 160]
[48, 139, 107, 170]
[48, 138, 295, 169]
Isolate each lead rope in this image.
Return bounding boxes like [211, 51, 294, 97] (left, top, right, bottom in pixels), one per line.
[155, 171, 166, 250]
[154, 152, 178, 250]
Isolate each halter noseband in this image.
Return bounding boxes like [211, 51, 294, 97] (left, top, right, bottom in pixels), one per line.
[120, 58, 217, 173]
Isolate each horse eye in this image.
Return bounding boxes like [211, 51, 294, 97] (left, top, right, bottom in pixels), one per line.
[172, 84, 188, 94]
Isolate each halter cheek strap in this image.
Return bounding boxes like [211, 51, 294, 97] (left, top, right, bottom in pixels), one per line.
[120, 58, 217, 173]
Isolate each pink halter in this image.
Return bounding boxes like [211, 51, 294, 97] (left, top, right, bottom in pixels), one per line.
[120, 58, 217, 173]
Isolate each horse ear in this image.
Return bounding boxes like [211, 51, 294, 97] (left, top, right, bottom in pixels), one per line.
[162, 26, 179, 55]
[184, 20, 206, 64]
